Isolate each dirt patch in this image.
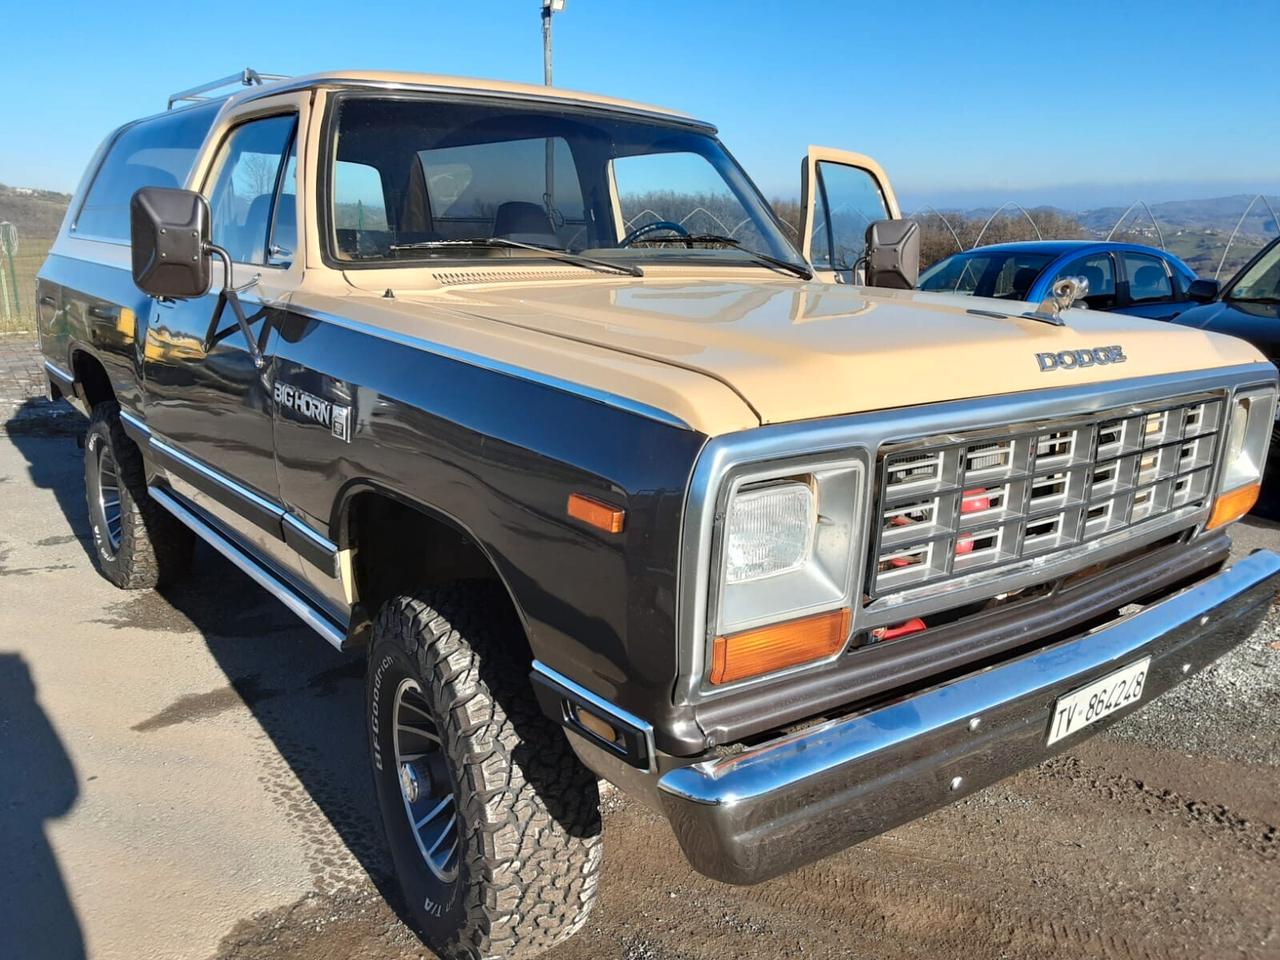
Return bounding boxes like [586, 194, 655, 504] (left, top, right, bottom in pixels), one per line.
[94, 568, 300, 638]
[132, 676, 282, 732]
[209, 735, 1280, 960]
[212, 892, 424, 960]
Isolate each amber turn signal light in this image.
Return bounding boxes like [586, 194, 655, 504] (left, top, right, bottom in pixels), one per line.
[567, 493, 625, 534]
[710, 608, 851, 685]
[1206, 482, 1261, 530]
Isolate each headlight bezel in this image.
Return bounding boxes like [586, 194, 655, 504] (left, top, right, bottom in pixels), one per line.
[699, 449, 867, 695]
[1216, 384, 1276, 496]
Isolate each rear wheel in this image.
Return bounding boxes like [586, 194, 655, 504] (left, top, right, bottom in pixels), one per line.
[367, 583, 603, 959]
[84, 401, 193, 589]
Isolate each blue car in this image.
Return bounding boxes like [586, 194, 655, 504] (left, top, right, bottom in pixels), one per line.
[917, 240, 1200, 320]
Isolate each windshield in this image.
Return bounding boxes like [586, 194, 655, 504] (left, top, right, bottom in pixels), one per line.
[918, 250, 1055, 300]
[1227, 241, 1280, 302]
[326, 96, 804, 271]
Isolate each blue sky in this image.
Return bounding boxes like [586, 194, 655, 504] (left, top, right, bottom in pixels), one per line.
[1, 0, 1277, 211]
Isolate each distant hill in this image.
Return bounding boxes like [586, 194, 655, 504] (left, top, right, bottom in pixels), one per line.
[1076, 194, 1280, 236]
[0, 183, 72, 240]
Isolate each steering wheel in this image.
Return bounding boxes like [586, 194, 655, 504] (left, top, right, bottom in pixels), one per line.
[619, 220, 690, 247]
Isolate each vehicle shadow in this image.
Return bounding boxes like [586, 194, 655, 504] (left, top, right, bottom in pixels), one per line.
[0, 653, 86, 960]
[136, 545, 409, 913]
[3, 398, 96, 568]
[3, 412, 411, 930]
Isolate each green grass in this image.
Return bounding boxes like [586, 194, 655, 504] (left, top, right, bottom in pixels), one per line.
[0, 236, 54, 334]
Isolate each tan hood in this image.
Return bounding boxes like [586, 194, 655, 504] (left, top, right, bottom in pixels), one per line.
[326, 273, 1264, 436]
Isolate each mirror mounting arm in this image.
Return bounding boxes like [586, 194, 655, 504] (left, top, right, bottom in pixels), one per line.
[202, 243, 266, 370]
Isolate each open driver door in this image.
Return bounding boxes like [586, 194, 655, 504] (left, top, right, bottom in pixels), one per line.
[799, 147, 900, 284]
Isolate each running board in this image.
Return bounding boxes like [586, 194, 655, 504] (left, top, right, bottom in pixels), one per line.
[148, 485, 348, 650]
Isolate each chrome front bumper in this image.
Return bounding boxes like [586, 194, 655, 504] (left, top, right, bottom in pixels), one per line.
[657, 549, 1280, 885]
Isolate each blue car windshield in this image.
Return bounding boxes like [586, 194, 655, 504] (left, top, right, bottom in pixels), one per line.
[918, 251, 1055, 300]
[1228, 243, 1280, 302]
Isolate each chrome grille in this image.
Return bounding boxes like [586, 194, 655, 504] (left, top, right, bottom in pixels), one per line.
[871, 394, 1224, 598]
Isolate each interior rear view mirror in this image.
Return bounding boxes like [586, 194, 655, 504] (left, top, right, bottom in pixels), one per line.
[1187, 278, 1220, 303]
[864, 219, 920, 289]
[130, 187, 212, 300]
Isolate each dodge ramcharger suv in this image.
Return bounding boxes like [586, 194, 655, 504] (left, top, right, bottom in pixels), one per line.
[36, 68, 1280, 959]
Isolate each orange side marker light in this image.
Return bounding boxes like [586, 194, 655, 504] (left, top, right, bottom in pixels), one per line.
[567, 493, 626, 534]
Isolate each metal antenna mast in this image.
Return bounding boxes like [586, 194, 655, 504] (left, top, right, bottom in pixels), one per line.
[542, 1, 565, 217]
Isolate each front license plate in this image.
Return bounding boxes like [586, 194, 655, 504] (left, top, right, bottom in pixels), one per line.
[1046, 657, 1151, 746]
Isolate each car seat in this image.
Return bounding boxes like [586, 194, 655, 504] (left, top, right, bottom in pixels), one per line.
[1131, 264, 1166, 300]
[492, 202, 559, 246]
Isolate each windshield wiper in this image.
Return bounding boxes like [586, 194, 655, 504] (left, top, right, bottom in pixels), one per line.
[386, 237, 643, 278]
[1228, 295, 1280, 304]
[642, 234, 814, 280]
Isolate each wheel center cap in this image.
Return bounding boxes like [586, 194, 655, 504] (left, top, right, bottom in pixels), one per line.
[399, 762, 421, 804]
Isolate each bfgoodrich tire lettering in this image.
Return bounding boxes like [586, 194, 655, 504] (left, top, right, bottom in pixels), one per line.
[367, 582, 603, 960]
[84, 401, 194, 589]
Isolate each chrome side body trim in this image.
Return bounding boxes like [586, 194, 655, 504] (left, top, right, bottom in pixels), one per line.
[531, 660, 657, 773]
[282, 512, 340, 577]
[151, 437, 285, 521]
[674, 362, 1278, 705]
[289, 306, 692, 432]
[657, 549, 1280, 884]
[118, 408, 150, 437]
[283, 512, 338, 553]
[149, 486, 347, 650]
[44, 359, 75, 389]
[145, 432, 339, 575]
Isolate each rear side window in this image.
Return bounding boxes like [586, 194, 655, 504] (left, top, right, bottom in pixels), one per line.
[1122, 252, 1174, 303]
[73, 101, 221, 242]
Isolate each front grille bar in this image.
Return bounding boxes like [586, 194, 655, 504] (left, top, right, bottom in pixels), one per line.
[870, 393, 1224, 600]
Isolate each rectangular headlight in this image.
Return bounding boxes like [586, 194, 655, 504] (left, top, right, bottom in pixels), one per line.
[724, 482, 815, 584]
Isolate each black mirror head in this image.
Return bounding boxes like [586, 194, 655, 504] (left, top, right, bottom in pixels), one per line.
[1187, 278, 1220, 303]
[864, 218, 920, 289]
[130, 187, 211, 300]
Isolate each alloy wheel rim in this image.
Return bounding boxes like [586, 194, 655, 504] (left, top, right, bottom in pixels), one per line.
[94, 438, 123, 559]
[392, 677, 459, 883]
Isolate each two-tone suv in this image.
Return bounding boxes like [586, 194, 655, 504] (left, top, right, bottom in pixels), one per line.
[37, 68, 1280, 959]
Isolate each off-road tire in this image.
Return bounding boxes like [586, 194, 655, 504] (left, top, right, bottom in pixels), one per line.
[367, 582, 603, 960]
[84, 401, 194, 589]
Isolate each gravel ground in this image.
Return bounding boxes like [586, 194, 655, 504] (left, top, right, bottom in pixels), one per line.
[2, 428, 1278, 960]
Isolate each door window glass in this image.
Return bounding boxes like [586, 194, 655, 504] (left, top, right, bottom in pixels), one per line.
[207, 115, 297, 264]
[1122, 252, 1173, 303]
[74, 101, 221, 242]
[810, 162, 890, 270]
[267, 140, 298, 265]
[1053, 253, 1117, 309]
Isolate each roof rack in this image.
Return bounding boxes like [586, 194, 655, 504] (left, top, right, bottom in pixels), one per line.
[167, 68, 289, 109]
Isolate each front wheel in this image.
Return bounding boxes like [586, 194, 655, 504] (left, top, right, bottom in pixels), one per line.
[367, 583, 603, 960]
